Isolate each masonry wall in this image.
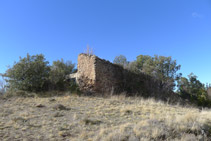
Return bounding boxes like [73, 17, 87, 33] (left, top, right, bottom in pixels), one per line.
[76, 54, 125, 93]
[94, 57, 125, 93]
[75, 54, 178, 102]
[76, 54, 96, 92]
[208, 88, 211, 100]
[93, 55, 163, 95]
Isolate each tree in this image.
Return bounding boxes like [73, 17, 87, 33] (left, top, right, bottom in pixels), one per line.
[136, 55, 181, 80]
[3, 54, 50, 92]
[49, 59, 75, 91]
[0, 79, 6, 94]
[136, 55, 181, 90]
[126, 61, 139, 73]
[136, 55, 153, 73]
[177, 73, 209, 106]
[177, 77, 191, 99]
[154, 56, 181, 80]
[113, 55, 129, 68]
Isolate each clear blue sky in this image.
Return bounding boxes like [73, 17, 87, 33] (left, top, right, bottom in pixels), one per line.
[0, 0, 210, 84]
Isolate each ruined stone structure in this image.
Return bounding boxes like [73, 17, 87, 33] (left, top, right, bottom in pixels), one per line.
[69, 54, 175, 100]
[70, 54, 126, 93]
[208, 88, 211, 100]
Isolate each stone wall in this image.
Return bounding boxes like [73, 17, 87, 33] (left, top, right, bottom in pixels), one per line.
[71, 54, 126, 93]
[208, 88, 211, 100]
[70, 54, 178, 101]
[75, 54, 96, 92]
[94, 57, 125, 93]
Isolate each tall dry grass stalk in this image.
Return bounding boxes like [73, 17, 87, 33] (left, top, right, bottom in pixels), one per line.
[85, 45, 94, 55]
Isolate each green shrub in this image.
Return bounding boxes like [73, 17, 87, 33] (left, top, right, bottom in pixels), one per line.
[113, 54, 181, 91]
[177, 73, 211, 107]
[4, 54, 50, 92]
[0, 79, 6, 95]
[3, 53, 79, 95]
[113, 55, 129, 68]
[49, 59, 75, 91]
[136, 55, 181, 91]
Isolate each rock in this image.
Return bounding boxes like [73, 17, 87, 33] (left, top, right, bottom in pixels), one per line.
[53, 104, 69, 110]
[36, 104, 45, 108]
[53, 112, 64, 117]
[58, 131, 71, 137]
[49, 98, 56, 102]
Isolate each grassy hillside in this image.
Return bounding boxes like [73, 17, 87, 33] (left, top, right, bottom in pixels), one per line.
[0, 94, 211, 140]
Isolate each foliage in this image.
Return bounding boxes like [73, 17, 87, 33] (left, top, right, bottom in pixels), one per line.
[113, 55, 129, 68]
[136, 55, 153, 73]
[136, 55, 181, 90]
[125, 61, 139, 73]
[113, 54, 181, 91]
[136, 55, 181, 81]
[113, 54, 211, 107]
[3, 54, 50, 92]
[177, 73, 211, 106]
[3, 54, 79, 95]
[0, 79, 6, 94]
[49, 59, 75, 91]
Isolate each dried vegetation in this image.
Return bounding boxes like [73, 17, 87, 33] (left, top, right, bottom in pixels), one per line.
[0, 94, 211, 140]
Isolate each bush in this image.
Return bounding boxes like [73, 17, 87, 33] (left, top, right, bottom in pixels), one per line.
[49, 59, 75, 91]
[0, 79, 6, 95]
[4, 54, 50, 92]
[136, 55, 181, 90]
[3, 54, 79, 96]
[177, 73, 211, 107]
[113, 54, 181, 91]
[113, 55, 129, 68]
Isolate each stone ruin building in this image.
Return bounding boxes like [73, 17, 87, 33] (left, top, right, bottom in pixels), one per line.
[208, 88, 211, 100]
[69, 53, 127, 94]
[69, 54, 178, 101]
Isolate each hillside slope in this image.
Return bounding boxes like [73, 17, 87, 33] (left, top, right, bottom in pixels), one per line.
[0, 95, 211, 140]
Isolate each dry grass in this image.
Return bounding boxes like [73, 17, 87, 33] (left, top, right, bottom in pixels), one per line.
[0, 94, 211, 140]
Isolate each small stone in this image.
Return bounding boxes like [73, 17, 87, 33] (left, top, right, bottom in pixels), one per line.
[53, 112, 64, 117]
[58, 131, 71, 137]
[53, 104, 69, 110]
[36, 104, 45, 108]
[49, 98, 56, 102]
